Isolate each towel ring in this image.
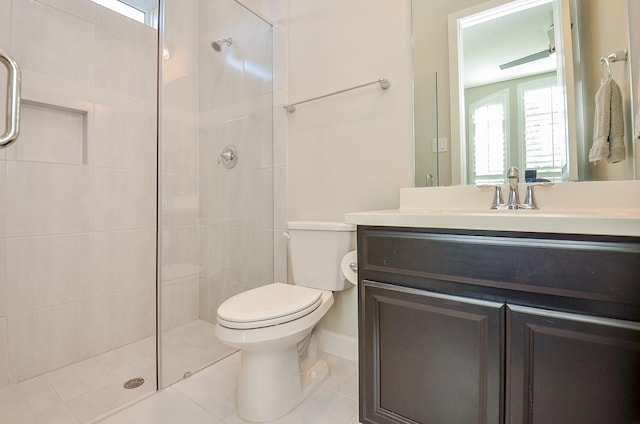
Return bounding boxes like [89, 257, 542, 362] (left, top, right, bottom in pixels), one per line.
[600, 57, 611, 85]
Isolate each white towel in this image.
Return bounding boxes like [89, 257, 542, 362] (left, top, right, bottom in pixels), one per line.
[589, 78, 626, 163]
[635, 106, 640, 140]
[607, 78, 625, 163]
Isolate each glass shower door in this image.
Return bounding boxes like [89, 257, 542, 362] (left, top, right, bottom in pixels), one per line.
[159, 0, 274, 387]
[0, 0, 159, 422]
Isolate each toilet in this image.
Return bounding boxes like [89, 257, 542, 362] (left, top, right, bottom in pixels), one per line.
[215, 221, 357, 422]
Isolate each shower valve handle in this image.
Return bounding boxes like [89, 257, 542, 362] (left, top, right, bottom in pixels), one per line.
[218, 145, 239, 169]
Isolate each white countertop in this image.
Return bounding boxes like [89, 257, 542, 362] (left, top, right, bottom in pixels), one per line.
[345, 181, 640, 237]
[345, 208, 640, 236]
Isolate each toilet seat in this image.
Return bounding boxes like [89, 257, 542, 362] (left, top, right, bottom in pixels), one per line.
[217, 283, 323, 330]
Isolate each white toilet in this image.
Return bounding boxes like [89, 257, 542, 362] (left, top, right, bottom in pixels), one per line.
[215, 221, 357, 422]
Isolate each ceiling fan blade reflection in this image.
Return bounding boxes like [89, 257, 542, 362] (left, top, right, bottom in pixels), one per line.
[499, 49, 551, 70]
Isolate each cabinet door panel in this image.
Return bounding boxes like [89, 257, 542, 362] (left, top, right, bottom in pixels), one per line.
[508, 305, 640, 424]
[360, 280, 503, 424]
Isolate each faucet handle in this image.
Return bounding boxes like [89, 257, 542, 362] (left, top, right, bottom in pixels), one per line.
[492, 185, 505, 209]
[477, 184, 506, 209]
[522, 183, 555, 209]
[522, 185, 536, 209]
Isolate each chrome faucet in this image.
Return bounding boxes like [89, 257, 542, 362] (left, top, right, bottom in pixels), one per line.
[480, 167, 553, 210]
[506, 166, 520, 209]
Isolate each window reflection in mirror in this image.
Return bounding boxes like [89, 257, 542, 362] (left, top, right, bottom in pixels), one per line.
[455, 0, 570, 185]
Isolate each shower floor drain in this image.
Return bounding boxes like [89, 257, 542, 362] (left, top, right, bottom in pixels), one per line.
[123, 377, 145, 389]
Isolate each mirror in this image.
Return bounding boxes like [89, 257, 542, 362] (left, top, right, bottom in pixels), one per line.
[412, 0, 637, 186]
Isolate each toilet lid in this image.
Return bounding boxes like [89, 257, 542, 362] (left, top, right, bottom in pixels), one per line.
[217, 283, 323, 330]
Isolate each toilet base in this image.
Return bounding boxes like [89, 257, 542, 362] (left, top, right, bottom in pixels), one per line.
[236, 348, 329, 422]
[301, 358, 329, 396]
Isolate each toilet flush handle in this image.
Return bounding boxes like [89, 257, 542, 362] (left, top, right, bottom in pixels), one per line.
[282, 231, 291, 240]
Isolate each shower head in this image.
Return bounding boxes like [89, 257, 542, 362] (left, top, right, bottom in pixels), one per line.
[211, 38, 233, 52]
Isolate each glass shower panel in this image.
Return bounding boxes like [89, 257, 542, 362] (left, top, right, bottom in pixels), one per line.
[159, 0, 274, 388]
[0, 0, 159, 421]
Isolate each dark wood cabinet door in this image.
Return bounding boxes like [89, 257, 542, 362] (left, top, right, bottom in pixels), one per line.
[360, 280, 504, 424]
[508, 305, 640, 424]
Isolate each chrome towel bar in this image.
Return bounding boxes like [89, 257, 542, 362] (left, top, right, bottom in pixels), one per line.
[283, 78, 391, 113]
[0, 49, 21, 149]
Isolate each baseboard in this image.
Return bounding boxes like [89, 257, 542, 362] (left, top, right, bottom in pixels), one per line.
[319, 329, 358, 363]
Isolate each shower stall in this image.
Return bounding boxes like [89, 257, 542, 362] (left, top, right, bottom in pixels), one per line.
[0, 0, 273, 421]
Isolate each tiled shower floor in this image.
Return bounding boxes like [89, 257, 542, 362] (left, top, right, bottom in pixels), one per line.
[0, 336, 156, 424]
[0, 319, 230, 423]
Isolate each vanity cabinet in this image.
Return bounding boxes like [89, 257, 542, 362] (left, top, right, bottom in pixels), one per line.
[357, 226, 640, 424]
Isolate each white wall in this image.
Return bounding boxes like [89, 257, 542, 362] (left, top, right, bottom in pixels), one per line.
[577, 0, 635, 181]
[0, 0, 157, 386]
[285, 0, 414, 341]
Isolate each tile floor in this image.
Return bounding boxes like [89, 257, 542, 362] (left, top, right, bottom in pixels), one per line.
[98, 351, 359, 424]
[0, 318, 359, 424]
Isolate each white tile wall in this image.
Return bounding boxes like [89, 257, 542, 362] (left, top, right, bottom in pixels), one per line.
[198, 275, 246, 324]
[162, 0, 198, 80]
[0, 78, 8, 160]
[94, 26, 157, 102]
[0, 241, 5, 319]
[199, 225, 273, 291]
[198, 53, 247, 113]
[91, 102, 157, 171]
[0, 160, 5, 239]
[6, 163, 155, 237]
[11, 0, 96, 85]
[0, 317, 7, 390]
[162, 225, 199, 273]
[7, 229, 155, 314]
[162, 111, 198, 175]
[161, 173, 198, 228]
[34, 0, 97, 23]
[0, 157, 6, 390]
[272, 25, 287, 93]
[0, 0, 10, 53]
[161, 274, 199, 331]
[0, 78, 6, 162]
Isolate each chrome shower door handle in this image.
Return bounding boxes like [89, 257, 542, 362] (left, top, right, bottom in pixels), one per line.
[0, 49, 21, 149]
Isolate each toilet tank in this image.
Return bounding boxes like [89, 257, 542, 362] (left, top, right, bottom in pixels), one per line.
[287, 221, 356, 291]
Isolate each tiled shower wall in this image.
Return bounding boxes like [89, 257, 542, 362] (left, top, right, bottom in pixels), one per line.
[0, 0, 157, 387]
